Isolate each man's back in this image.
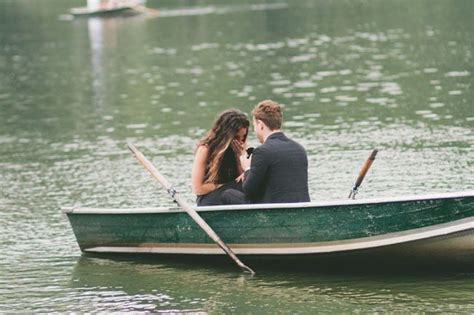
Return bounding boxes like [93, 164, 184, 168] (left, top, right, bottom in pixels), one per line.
[242, 132, 310, 203]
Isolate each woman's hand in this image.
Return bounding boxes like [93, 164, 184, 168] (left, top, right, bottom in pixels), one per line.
[231, 139, 245, 156]
[235, 173, 245, 183]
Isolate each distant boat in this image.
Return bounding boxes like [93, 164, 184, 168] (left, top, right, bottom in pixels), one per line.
[70, 0, 146, 17]
[62, 191, 474, 269]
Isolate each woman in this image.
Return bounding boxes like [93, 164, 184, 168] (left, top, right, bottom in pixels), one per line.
[192, 109, 249, 206]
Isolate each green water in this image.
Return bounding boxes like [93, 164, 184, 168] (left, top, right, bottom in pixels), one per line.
[0, 0, 473, 312]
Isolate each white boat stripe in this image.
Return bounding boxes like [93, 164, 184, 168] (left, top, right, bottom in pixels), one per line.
[85, 217, 474, 255]
[63, 191, 474, 214]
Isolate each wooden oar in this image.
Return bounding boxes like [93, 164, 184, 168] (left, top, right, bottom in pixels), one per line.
[127, 144, 255, 275]
[348, 149, 378, 199]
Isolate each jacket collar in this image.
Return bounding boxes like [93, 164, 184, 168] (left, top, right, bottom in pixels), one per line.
[266, 131, 285, 141]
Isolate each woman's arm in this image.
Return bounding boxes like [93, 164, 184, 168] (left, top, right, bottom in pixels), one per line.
[191, 145, 221, 196]
[231, 139, 246, 175]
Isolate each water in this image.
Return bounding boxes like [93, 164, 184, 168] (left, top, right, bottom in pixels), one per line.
[0, 0, 473, 312]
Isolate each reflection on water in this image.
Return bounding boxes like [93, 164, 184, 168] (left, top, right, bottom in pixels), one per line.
[64, 256, 474, 313]
[88, 17, 107, 108]
[0, 0, 473, 312]
[157, 3, 289, 18]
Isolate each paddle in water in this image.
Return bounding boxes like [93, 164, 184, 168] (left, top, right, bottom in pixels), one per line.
[348, 149, 378, 199]
[127, 144, 256, 275]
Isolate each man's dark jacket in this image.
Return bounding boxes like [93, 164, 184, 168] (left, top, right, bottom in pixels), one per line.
[242, 132, 310, 203]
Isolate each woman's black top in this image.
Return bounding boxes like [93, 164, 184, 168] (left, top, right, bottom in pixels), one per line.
[216, 147, 239, 184]
[196, 147, 243, 206]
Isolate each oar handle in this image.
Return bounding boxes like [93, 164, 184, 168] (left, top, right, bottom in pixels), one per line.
[349, 149, 378, 199]
[127, 144, 255, 275]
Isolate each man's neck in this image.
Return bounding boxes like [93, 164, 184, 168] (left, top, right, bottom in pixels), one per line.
[263, 129, 282, 142]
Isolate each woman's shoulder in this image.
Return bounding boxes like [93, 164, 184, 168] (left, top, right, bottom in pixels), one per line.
[196, 144, 209, 155]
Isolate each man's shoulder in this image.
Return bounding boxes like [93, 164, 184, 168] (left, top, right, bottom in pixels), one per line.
[288, 137, 306, 151]
[253, 143, 271, 155]
[269, 133, 306, 150]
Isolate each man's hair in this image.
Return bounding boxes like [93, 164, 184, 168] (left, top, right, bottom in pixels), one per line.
[251, 100, 282, 130]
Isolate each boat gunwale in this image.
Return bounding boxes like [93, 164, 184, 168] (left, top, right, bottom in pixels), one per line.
[62, 190, 474, 215]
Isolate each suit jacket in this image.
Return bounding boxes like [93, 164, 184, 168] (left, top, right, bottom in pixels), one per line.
[242, 132, 310, 203]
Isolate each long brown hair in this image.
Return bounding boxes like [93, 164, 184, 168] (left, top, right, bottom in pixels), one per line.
[198, 109, 249, 183]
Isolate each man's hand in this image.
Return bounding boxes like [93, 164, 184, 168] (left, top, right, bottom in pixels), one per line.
[239, 153, 251, 173]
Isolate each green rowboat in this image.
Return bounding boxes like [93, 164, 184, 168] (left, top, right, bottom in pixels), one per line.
[70, 6, 136, 16]
[63, 191, 474, 268]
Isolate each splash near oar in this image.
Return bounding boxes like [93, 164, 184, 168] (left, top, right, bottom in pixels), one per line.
[127, 144, 255, 275]
[348, 149, 378, 199]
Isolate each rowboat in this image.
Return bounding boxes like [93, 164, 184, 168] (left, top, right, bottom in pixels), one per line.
[70, 0, 146, 17]
[63, 191, 474, 270]
[70, 6, 135, 16]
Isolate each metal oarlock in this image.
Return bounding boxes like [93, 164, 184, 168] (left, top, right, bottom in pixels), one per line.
[348, 187, 358, 199]
[167, 187, 177, 200]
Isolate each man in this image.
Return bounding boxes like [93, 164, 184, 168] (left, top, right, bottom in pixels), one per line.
[239, 100, 310, 203]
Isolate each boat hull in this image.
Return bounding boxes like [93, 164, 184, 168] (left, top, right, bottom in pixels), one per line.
[70, 6, 135, 16]
[63, 192, 474, 267]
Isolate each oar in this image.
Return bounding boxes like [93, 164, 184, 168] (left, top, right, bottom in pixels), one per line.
[127, 144, 255, 275]
[348, 149, 378, 199]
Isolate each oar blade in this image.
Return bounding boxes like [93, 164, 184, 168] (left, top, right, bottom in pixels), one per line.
[128, 143, 256, 275]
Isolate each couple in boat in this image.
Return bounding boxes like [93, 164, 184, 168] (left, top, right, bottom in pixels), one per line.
[192, 100, 310, 206]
